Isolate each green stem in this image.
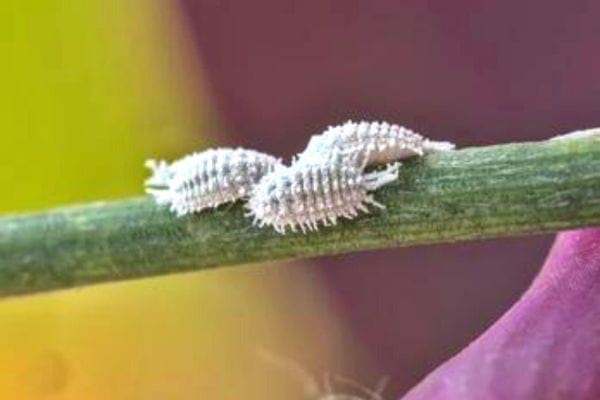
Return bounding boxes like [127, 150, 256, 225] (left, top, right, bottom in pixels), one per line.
[1, 135, 600, 297]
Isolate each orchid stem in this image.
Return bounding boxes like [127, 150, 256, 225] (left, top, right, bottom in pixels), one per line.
[1, 133, 600, 296]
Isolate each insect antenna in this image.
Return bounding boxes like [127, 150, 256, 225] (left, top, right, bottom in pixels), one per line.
[256, 348, 321, 399]
[326, 373, 388, 400]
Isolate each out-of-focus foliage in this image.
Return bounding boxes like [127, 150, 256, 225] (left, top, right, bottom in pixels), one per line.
[0, 1, 352, 399]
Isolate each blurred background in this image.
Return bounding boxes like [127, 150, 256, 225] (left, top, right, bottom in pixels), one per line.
[2, 1, 600, 399]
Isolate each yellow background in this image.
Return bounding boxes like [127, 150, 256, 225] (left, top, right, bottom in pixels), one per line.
[0, 1, 363, 398]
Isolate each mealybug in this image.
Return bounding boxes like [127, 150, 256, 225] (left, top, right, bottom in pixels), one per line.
[298, 120, 454, 167]
[246, 152, 399, 234]
[145, 120, 454, 229]
[145, 148, 282, 216]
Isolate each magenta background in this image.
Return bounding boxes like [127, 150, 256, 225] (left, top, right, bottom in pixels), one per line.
[178, 0, 600, 395]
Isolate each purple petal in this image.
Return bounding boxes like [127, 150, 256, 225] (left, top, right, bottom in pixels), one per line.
[403, 228, 600, 400]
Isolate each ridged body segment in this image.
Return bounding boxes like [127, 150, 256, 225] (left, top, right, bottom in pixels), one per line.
[298, 120, 455, 167]
[144, 120, 455, 232]
[247, 155, 399, 233]
[145, 148, 282, 216]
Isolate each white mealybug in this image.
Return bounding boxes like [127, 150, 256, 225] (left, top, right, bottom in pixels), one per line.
[297, 120, 454, 167]
[246, 152, 400, 234]
[145, 148, 282, 216]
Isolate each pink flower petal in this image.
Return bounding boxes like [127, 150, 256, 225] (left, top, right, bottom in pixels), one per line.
[403, 228, 600, 399]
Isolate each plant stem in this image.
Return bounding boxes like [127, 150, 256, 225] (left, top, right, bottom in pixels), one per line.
[1, 135, 600, 297]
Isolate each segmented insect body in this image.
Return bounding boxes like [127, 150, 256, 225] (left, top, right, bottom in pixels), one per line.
[298, 120, 455, 167]
[145, 120, 454, 230]
[246, 153, 400, 234]
[145, 148, 282, 216]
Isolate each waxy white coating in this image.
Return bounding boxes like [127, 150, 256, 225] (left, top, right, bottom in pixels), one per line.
[297, 120, 454, 167]
[144, 120, 455, 234]
[145, 148, 282, 216]
[246, 153, 400, 233]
